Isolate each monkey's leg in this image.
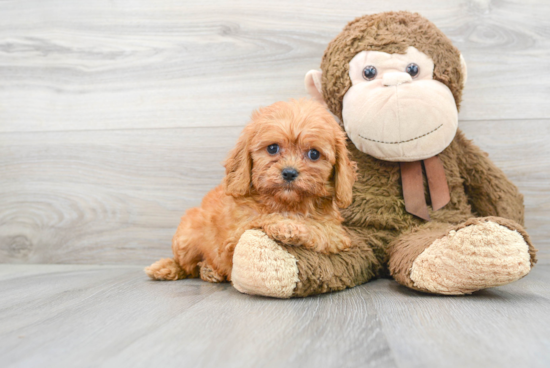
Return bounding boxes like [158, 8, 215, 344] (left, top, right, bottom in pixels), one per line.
[231, 228, 383, 298]
[388, 217, 537, 295]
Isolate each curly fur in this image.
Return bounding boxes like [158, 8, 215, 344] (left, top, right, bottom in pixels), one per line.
[145, 99, 357, 282]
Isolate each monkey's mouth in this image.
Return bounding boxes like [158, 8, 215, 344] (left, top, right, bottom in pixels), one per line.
[358, 124, 443, 145]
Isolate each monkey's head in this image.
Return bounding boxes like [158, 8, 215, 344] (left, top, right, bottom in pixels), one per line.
[305, 11, 467, 162]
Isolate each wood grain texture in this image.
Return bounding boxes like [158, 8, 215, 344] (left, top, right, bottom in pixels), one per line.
[0, 0, 549, 133]
[0, 0, 549, 264]
[0, 264, 396, 368]
[0, 263, 549, 368]
[367, 265, 550, 368]
[0, 127, 239, 264]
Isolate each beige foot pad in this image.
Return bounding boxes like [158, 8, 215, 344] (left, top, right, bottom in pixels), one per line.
[410, 221, 531, 295]
[231, 230, 300, 298]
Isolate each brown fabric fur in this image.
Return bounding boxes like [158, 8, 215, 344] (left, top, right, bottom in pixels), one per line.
[282, 227, 382, 296]
[286, 131, 536, 297]
[271, 11, 535, 297]
[321, 11, 464, 121]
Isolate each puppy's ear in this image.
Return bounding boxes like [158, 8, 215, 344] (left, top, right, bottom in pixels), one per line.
[334, 134, 356, 208]
[224, 127, 252, 197]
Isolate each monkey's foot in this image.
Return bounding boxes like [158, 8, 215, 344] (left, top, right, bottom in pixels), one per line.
[231, 230, 299, 298]
[410, 219, 533, 295]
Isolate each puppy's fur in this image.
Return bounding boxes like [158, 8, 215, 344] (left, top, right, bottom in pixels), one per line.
[145, 99, 356, 283]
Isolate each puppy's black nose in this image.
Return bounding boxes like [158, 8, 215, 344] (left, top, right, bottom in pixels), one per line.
[281, 167, 299, 182]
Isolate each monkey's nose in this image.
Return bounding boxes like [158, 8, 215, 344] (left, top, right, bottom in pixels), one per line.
[281, 168, 299, 182]
[383, 72, 413, 86]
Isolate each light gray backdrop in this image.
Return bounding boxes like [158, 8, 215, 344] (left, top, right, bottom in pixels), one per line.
[1, 0, 549, 265]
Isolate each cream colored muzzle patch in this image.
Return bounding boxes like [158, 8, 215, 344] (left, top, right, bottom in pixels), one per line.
[343, 47, 458, 162]
[343, 79, 458, 162]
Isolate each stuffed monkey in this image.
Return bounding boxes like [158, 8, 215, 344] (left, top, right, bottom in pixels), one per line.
[230, 11, 537, 298]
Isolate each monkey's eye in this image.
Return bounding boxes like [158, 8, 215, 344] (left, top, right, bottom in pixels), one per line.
[267, 144, 279, 155]
[307, 149, 320, 161]
[362, 65, 377, 81]
[406, 63, 420, 78]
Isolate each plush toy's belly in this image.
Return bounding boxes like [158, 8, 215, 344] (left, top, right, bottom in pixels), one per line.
[342, 141, 473, 237]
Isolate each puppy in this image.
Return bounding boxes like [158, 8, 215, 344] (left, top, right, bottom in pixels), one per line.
[145, 99, 357, 283]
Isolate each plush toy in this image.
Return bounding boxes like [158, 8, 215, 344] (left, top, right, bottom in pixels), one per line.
[229, 11, 537, 298]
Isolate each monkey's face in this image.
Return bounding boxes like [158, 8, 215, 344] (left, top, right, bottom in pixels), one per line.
[341, 47, 458, 162]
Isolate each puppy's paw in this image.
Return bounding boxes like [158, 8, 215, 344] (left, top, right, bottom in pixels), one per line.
[145, 258, 186, 281]
[198, 262, 226, 283]
[263, 221, 310, 246]
[330, 233, 353, 253]
[309, 233, 353, 254]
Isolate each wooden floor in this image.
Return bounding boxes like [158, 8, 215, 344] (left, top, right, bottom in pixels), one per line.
[1, 263, 549, 368]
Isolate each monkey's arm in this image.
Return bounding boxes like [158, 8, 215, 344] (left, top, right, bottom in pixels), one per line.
[454, 130, 525, 225]
[231, 227, 381, 298]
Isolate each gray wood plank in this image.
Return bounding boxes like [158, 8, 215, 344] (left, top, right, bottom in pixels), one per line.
[0, 0, 549, 134]
[1, 264, 549, 368]
[0, 127, 239, 264]
[1, 119, 548, 265]
[367, 266, 550, 368]
[0, 264, 396, 368]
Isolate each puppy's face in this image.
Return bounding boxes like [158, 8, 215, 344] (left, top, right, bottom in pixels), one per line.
[249, 115, 336, 205]
[224, 99, 356, 208]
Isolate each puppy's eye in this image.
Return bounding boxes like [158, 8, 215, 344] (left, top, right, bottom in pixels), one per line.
[406, 63, 420, 78]
[362, 65, 377, 80]
[307, 149, 320, 161]
[267, 144, 279, 155]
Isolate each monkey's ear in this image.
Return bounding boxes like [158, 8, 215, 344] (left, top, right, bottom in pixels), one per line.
[304, 70, 326, 105]
[460, 54, 468, 85]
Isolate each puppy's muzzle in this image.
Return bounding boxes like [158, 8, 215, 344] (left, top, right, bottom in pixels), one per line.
[281, 167, 299, 182]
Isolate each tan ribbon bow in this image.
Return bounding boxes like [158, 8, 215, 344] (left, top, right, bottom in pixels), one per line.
[399, 156, 450, 221]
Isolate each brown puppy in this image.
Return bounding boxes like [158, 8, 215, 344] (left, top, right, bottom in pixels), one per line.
[145, 99, 356, 283]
